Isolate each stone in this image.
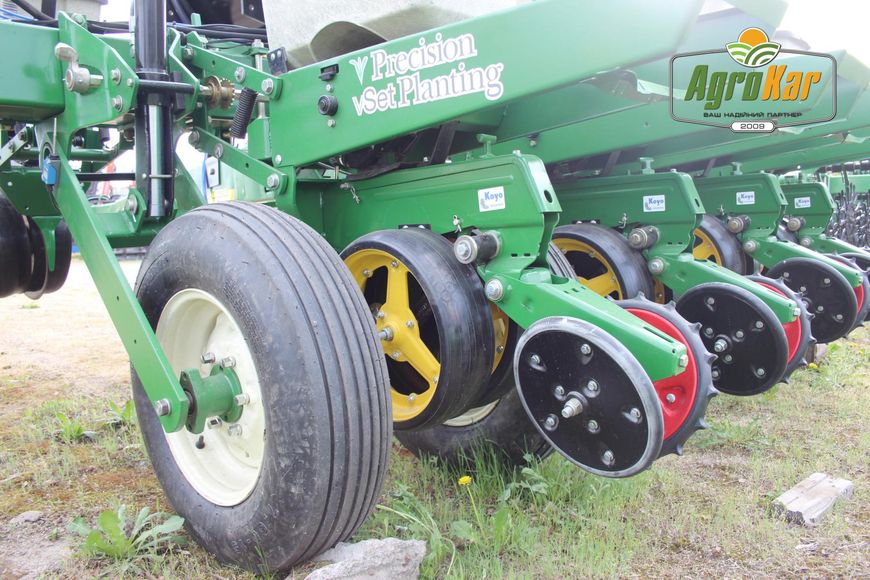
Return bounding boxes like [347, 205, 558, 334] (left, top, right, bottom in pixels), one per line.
[306, 538, 427, 580]
[773, 473, 853, 526]
[9, 511, 43, 525]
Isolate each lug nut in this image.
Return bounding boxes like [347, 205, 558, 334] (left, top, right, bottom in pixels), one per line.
[734, 330, 745, 339]
[723, 354, 733, 363]
[835, 313, 844, 321]
[713, 339, 728, 353]
[207, 417, 223, 429]
[233, 393, 250, 406]
[362, 268, 371, 278]
[711, 369, 721, 379]
[561, 398, 583, 418]
[553, 385, 566, 398]
[754, 321, 764, 330]
[580, 343, 592, 355]
[378, 327, 394, 341]
[221, 356, 236, 368]
[391, 351, 401, 360]
[755, 367, 766, 378]
[227, 424, 243, 437]
[586, 419, 600, 433]
[587, 379, 600, 393]
[666, 393, 676, 404]
[530, 354, 542, 366]
[201, 352, 216, 364]
[822, 278, 831, 286]
[601, 450, 615, 466]
[629, 407, 642, 422]
[816, 305, 825, 313]
[704, 327, 714, 337]
[544, 414, 558, 431]
[706, 297, 716, 306]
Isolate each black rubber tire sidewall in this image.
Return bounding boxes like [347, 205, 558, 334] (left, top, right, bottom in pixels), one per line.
[695, 215, 750, 275]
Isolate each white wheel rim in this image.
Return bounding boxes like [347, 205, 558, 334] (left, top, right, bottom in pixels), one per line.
[156, 288, 265, 506]
[443, 400, 499, 427]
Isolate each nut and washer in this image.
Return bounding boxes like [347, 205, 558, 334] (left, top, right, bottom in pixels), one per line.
[112, 96, 124, 112]
[154, 399, 171, 417]
[586, 419, 600, 433]
[543, 415, 558, 431]
[485, 278, 505, 301]
[648, 257, 665, 275]
[266, 173, 280, 190]
[261, 78, 275, 94]
[234, 66, 246, 83]
[201, 351, 216, 364]
[601, 450, 615, 466]
[743, 240, 758, 253]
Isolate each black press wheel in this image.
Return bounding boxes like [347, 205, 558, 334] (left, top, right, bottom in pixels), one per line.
[676, 282, 789, 396]
[693, 215, 751, 274]
[766, 257, 858, 343]
[617, 298, 716, 457]
[393, 243, 572, 467]
[841, 252, 870, 322]
[825, 254, 870, 330]
[0, 194, 32, 298]
[746, 275, 813, 380]
[514, 316, 664, 477]
[342, 228, 495, 430]
[133, 202, 392, 573]
[24, 218, 72, 299]
[552, 223, 654, 299]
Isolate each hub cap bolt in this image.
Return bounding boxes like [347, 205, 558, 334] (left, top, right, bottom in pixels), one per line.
[561, 398, 583, 418]
[227, 424, 243, 437]
[723, 354, 733, 363]
[485, 278, 505, 301]
[586, 419, 600, 433]
[233, 393, 250, 406]
[601, 450, 615, 466]
[553, 385, 566, 398]
[221, 356, 236, 368]
[754, 321, 764, 330]
[666, 393, 676, 404]
[154, 399, 171, 417]
[587, 379, 599, 393]
[544, 414, 558, 431]
[580, 343, 592, 355]
[201, 352, 216, 364]
[713, 339, 728, 353]
[207, 417, 223, 429]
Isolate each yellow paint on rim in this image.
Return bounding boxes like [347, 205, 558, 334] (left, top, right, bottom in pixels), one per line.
[490, 305, 509, 373]
[551, 237, 624, 299]
[344, 249, 439, 422]
[692, 228, 724, 265]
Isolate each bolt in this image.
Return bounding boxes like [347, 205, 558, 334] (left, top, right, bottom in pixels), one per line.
[561, 398, 583, 418]
[154, 399, 171, 416]
[530, 354, 542, 366]
[648, 258, 665, 275]
[496, 345, 504, 353]
[391, 351, 401, 360]
[261, 78, 274, 94]
[213, 143, 224, 158]
[405, 320, 415, 328]
[712, 369, 721, 379]
[266, 173, 280, 190]
[126, 78, 133, 87]
[816, 305, 825, 313]
[723, 354, 733, 363]
[630, 407, 642, 421]
[586, 419, 600, 433]
[233, 393, 250, 406]
[110, 68, 121, 84]
[754, 320, 764, 329]
[544, 414, 558, 430]
[325, 83, 334, 92]
[112, 95, 123, 112]
[706, 297, 716, 306]
[275, 154, 283, 164]
[835, 313, 844, 321]
[601, 450, 615, 466]
[207, 417, 223, 429]
[234, 66, 246, 82]
[376, 310, 385, 319]
[227, 424, 243, 437]
[433, 376, 439, 384]
[182, 46, 194, 60]
[390, 260, 399, 268]
[580, 343, 592, 355]
[378, 327, 394, 341]
[799, 286, 807, 293]
[704, 327, 714, 337]
[201, 352, 216, 364]
[408, 393, 416, 401]
[822, 277, 831, 286]
[678, 354, 689, 368]
[713, 339, 728, 353]
[587, 379, 600, 393]
[454, 237, 476, 263]
[485, 279, 505, 301]
[188, 130, 201, 146]
[221, 356, 236, 368]
[666, 393, 676, 404]
[553, 385, 566, 398]
[743, 240, 758, 253]
[362, 268, 371, 278]
[734, 329, 745, 340]
[755, 367, 766, 377]
[782, 272, 790, 278]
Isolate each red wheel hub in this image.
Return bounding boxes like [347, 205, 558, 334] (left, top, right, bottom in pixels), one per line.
[626, 308, 698, 440]
[754, 281, 803, 364]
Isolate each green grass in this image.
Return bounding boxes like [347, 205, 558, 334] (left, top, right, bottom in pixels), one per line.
[0, 332, 868, 578]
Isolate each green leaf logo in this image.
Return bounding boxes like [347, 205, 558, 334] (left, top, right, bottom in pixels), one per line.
[726, 28, 780, 67]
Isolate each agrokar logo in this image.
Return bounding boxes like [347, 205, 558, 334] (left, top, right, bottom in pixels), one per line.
[726, 27, 781, 67]
[670, 27, 836, 132]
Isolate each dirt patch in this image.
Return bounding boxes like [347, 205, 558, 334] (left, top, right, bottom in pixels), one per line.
[0, 512, 72, 579]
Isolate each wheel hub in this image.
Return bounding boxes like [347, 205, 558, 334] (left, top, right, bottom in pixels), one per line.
[514, 317, 663, 477]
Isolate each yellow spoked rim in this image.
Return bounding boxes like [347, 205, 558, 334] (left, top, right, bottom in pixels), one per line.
[692, 228, 724, 265]
[345, 249, 441, 422]
[551, 238, 625, 299]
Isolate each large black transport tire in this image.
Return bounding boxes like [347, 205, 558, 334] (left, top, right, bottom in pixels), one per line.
[132, 202, 391, 573]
